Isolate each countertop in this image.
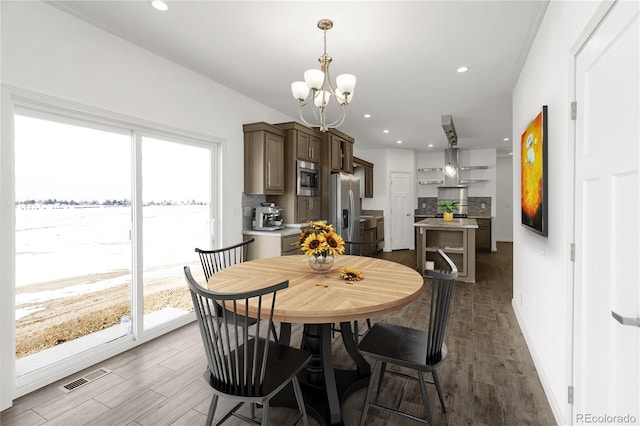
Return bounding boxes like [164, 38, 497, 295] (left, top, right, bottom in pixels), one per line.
[414, 218, 479, 229]
[243, 224, 303, 237]
[414, 214, 491, 219]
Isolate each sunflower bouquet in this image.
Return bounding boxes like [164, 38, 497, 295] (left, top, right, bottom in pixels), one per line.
[297, 221, 345, 257]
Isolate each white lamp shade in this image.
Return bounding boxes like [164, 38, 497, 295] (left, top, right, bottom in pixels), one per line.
[336, 89, 354, 105]
[304, 69, 325, 90]
[314, 90, 331, 107]
[291, 81, 310, 101]
[336, 74, 356, 94]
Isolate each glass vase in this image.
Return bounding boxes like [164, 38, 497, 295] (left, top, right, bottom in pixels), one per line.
[308, 254, 335, 274]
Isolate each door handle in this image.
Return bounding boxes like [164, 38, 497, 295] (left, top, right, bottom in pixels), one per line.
[611, 311, 640, 327]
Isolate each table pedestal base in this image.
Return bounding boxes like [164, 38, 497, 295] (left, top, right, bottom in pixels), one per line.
[275, 322, 371, 425]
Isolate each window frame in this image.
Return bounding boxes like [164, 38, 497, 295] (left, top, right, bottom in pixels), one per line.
[0, 86, 223, 403]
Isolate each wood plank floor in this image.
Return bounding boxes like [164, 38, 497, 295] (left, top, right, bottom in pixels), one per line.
[1, 243, 556, 425]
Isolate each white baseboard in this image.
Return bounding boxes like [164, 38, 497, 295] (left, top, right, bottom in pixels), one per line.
[512, 299, 567, 425]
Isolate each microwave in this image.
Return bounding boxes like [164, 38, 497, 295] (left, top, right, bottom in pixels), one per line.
[297, 160, 320, 196]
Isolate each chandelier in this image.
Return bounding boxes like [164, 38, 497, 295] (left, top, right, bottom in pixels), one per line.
[291, 19, 356, 132]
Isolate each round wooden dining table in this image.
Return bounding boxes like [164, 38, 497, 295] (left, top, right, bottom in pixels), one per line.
[207, 254, 424, 425]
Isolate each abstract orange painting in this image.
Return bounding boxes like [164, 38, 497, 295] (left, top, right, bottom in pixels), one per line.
[521, 105, 548, 236]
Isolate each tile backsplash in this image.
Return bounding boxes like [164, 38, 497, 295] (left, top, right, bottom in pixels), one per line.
[241, 193, 266, 230]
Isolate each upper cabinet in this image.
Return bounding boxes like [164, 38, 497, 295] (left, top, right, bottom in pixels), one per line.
[243, 122, 285, 195]
[276, 122, 321, 163]
[296, 131, 321, 162]
[354, 156, 374, 198]
[325, 129, 354, 173]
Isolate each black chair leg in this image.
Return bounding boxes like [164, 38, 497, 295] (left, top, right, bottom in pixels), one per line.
[360, 360, 382, 426]
[376, 361, 387, 400]
[432, 370, 447, 412]
[417, 370, 434, 425]
[292, 376, 310, 426]
[206, 394, 218, 426]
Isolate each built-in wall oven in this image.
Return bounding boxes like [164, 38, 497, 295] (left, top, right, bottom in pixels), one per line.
[297, 160, 320, 196]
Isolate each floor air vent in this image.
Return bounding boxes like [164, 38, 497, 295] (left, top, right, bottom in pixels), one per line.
[60, 367, 111, 393]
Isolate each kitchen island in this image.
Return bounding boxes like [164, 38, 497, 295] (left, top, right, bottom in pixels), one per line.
[415, 218, 478, 283]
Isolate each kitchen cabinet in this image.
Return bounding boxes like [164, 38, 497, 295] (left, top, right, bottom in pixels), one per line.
[296, 196, 321, 223]
[354, 157, 374, 198]
[296, 131, 321, 162]
[243, 122, 285, 195]
[276, 122, 321, 162]
[267, 122, 323, 224]
[475, 217, 491, 251]
[376, 217, 384, 252]
[325, 129, 354, 174]
[243, 231, 301, 260]
[414, 218, 477, 283]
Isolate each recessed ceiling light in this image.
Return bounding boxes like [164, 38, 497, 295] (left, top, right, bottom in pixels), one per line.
[428, 144, 434, 148]
[364, 114, 371, 118]
[397, 140, 403, 144]
[503, 137, 510, 141]
[383, 129, 389, 134]
[457, 66, 469, 73]
[151, 0, 168, 11]
[509, 152, 513, 155]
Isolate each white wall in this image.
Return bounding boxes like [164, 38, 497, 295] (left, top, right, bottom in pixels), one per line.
[355, 147, 415, 250]
[495, 156, 513, 242]
[512, 1, 600, 424]
[0, 0, 294, 406]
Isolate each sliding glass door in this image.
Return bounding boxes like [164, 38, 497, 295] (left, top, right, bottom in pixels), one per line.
[14, 114, 133, 375]
[140, 135, 211, 330]
[10, 106, 219, 389]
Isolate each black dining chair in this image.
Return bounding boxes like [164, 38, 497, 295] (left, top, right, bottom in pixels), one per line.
[343, 238, 384, 258]
[196, 238, 254, 282]
[196, 239, 278, 342]
[342, 238, 384, 338]
[184, 266, 311, 426]
[357, 249, 458, 425]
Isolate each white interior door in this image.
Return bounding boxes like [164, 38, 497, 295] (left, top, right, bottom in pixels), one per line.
[390, 171, 412, 250]
[573, 1, 639, 423]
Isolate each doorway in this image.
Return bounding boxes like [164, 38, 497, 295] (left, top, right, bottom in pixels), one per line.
[389, 171, 413, 250]
[571, 0, 639, 422]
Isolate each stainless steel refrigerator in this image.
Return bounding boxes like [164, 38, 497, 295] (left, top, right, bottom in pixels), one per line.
[329, 172, 361, 245]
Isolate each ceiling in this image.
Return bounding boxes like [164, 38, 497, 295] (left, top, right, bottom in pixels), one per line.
[49, 1, 548, 154]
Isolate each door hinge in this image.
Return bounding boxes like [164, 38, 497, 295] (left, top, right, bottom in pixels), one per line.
[570, 243, 575, 261]
[568, 385, 574, 404]
[571, 101, 577, 120]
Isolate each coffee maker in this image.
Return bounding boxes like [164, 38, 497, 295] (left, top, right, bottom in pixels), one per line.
[253, 202, 285, 231]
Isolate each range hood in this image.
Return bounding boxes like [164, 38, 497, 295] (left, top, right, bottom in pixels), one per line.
[438, 116, 468, 216]
[443, 147, 462, 186]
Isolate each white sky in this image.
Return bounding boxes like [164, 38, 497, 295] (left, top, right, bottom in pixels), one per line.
[14, 115, 210, 203]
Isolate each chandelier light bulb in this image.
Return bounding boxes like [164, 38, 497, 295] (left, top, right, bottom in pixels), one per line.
[314, 90, 332, 108]
[291, 81, 310, 101]
[304, 69, 325, 90]
[336, 74, 356, 95]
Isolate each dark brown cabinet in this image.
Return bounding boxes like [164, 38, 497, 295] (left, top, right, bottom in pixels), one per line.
[296, 131, 321, 162]
[326, 130, 354, 173]
[354, 157, 374, 198]
[475, 218, 492, 251]
[243, 122, 285, 195]
[296, 196, 321, 223]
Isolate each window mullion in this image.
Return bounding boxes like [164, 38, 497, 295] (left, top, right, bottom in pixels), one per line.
[131, 131, 144, 337]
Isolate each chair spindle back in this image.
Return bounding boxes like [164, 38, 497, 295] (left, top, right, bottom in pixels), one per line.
[424, 250, 458, 364]
[184, 266, 287, 397]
